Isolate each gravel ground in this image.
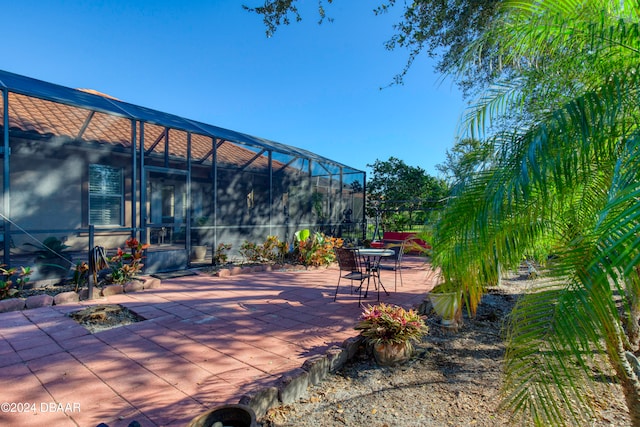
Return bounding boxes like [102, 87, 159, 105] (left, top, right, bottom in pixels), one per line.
[259, 270, 632, 427]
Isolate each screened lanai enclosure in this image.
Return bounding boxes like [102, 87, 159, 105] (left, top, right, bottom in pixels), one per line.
[0, 70, 365, 274]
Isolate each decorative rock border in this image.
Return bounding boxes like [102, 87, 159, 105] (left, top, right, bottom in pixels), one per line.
[239, 335, 364, 420]
[0, 276, 161, 314]
[213, 263, 330, 278]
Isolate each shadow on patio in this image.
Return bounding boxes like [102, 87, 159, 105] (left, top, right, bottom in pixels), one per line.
[0, 256, 435, 426]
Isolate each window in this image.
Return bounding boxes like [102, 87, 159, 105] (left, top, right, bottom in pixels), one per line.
[89, 164, 123, 226]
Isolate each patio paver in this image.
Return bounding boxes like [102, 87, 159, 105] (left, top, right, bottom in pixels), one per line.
[0, 257, 435, 426]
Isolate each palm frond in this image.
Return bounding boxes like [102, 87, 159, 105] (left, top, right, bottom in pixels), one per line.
[435, 1, 640, 424]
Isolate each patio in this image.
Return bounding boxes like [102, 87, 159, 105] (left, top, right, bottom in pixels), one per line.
[0, 257, 434, 426]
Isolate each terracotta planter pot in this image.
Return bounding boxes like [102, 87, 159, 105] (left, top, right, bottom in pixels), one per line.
[373, 341, 413, 366]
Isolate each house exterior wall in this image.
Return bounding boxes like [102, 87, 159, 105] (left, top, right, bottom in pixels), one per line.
[2, 132, 365, 269]
[0, 72, 366, 272]
[6, 136, 135, 252]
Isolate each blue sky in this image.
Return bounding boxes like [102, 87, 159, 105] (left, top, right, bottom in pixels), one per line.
[2, 1, 465, 176]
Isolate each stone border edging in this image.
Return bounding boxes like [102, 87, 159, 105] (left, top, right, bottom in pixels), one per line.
[0, 276, 161, 314]
[212, 263, 332, 277]
[236, 297, 433, 421]
[238, 335, 364, 420]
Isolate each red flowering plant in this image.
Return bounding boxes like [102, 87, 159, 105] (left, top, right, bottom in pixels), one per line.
[107, 238, 150, 285]
[355, 303, 428, 347]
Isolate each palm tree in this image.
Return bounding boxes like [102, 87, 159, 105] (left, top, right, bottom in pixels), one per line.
[432, 0, 640, 425]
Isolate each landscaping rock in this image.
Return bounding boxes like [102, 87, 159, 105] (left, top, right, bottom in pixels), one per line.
[25, 294, 54, 309]
[230, 266, 243, 275]
[325, 345, 348, 372]
[54, 291, 80, 305]
[0, 298, 25, 313]
[141, 276, 161, 289]
[342, 335, 363, 360]
[216, 268, 231, 277]
[277, 368, 309, 404]
[124, 280, 144, 293]
[79, 287, 103, 300]
[302, 354, 329, 386]
[239, 386, 279, 420]
[101, 285, 124, 296]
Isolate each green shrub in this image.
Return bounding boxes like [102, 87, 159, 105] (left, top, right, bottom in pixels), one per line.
[213, 243, 232, 265]
[293, 229, 342, 267]
[240, 236, 286, 264]
[0, 265, 31, 299]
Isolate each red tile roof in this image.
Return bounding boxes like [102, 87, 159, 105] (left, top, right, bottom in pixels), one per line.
[6, 92, 279, 171]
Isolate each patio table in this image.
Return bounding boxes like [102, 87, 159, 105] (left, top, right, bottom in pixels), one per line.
[356, 248, 394, 302]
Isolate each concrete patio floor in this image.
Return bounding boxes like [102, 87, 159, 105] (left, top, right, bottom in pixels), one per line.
[0, 257, 435, 427]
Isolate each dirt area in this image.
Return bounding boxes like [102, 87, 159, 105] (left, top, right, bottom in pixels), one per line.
[68, 304, 145, 333]
[17, 282, 78, 298]
[260, 270, 632, 427]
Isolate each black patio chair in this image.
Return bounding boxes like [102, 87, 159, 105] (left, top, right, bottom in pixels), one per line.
[334, 247, 370, 305]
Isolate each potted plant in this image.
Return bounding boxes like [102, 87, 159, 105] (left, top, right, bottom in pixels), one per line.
[191, 245, 208, 262]
[25, 236, 72, 281]
[355, 302, 428, 365]
[429, 282, 463, 327]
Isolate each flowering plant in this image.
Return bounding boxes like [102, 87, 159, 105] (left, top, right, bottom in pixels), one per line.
[108, 238, 150, 284]
[355, 303, 428, 346]
[293, 229, 343, 267]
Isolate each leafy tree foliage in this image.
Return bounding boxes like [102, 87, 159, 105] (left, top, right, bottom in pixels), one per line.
[380, 0, 503, 94]
[242, 0, 334, 38]
[432, 1, 640, 424]
[366, 157, 447, 231]
[435, 137, 494, 186]
[243, 0, 503, 94]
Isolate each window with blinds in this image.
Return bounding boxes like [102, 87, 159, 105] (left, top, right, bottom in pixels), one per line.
[89, 164, 123, 226]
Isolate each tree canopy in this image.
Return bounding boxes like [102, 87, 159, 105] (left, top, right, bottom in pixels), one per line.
[366, 157, 447, 232]
[243, 0, 503, 94]
[435, 137, 494, 187]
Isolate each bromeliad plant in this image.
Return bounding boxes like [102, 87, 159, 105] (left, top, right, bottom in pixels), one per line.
[355, 303, 428, 348]
[108, 238, 150, 285]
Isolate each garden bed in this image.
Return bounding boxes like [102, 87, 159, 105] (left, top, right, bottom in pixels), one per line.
[259, 267, 631, 427]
